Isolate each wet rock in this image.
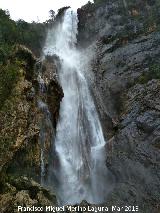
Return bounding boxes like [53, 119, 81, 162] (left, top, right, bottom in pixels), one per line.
[47, 79, 64, 127]
[34, 55, 64, 128]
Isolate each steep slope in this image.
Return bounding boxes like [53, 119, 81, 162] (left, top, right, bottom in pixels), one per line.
[0, 47, 63, 212]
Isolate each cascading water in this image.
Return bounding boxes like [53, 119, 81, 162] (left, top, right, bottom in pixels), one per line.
[43, 8, 113, 205]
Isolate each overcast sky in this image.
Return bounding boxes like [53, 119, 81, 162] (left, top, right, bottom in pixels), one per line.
[0, 0, 93, 22]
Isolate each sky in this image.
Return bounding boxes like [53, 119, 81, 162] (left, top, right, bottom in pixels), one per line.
[0, 0, 93, 22]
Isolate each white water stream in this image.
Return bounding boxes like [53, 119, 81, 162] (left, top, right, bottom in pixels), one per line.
[43, 9, 111, 205]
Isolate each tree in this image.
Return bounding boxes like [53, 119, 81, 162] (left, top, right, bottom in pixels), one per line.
[49, 10, 55, 21]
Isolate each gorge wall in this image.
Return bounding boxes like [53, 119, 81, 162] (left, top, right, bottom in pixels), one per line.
[0, 46, 63, 211]
[77, 0, 160, 212]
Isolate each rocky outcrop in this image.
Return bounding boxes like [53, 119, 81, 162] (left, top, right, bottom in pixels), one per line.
[0, 47, 41, 181]
[39, 56, 63, 127]
[78, 1, 160, 139]
[105, 80, 160, 213]
[5, 53, 63, 181]
[0, 176, 57, 213]
[90, 31, 160, 139]
[78, 0, 160, 47]
[0, 46, 63, 210]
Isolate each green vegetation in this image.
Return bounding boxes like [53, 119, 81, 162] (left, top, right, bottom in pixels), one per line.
[0, 62, 20, 109]
[0, 45, 37, 109]
[0, 8, 47, 109]
[16, 19, 46, 56]
[150, 63, 160, 79]
[94, 0, 106, 4]
[0, 9, 18, 45]
[137, 64, 160, 84]
[0, 9, 47, 57]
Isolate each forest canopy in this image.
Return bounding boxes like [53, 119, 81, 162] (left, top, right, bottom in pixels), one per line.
[0, 9, 54, 59]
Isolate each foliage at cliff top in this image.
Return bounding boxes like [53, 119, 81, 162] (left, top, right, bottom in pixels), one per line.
[0, 9, 47, 58]
[0, 9, 44, 108]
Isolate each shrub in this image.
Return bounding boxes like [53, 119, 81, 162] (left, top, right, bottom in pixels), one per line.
[0, 63, 19, 109]
[137, 63, 160, 84]
[150, 63, 160, 79]
[0, 48, 7, 64]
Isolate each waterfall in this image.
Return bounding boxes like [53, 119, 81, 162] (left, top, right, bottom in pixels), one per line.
[43, 8, 112, 205]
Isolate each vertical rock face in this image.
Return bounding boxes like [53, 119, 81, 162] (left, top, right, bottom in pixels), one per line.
[78, 0, 160, 139]
[0, 46, 63, 210]
[105, 80, 160, 212]
[2, 47, 63, 181]
[90, 32, 160, 139]
[78, 0, 160, 212]
[35, 56, 64, 128]
[78, 0, 160, 47]
[0, 46, 40, 180]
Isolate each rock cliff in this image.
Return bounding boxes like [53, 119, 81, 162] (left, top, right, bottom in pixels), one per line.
[77, 0, 160, 212]
[0, 46, 63, 212]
